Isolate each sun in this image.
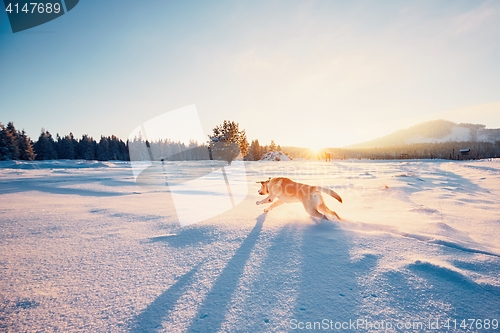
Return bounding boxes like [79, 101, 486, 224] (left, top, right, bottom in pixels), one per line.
[308, 144, 324, 155]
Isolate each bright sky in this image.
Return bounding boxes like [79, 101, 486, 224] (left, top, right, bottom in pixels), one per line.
[1, 1, 499, 149]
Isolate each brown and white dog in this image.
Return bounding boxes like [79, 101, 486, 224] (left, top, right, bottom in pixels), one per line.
[256, 177, 342, 221]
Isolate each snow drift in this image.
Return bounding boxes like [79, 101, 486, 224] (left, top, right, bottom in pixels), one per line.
[260, 151, 292, 161]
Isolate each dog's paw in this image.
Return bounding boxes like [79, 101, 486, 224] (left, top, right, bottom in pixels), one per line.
[264, 209, 269, 213]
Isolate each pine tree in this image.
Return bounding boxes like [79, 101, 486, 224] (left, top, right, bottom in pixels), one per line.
[55, 133, 62, 158]
[96, 136, 110, 161]
[128, 133, 150, 161]
[249, 139, 262, 161]
[118, 137, 130, 161]
[34, 129, 57, 160]
[58, 134, 76, 159]
[71, 133, 79, 159]
[106, 135, 122, 160]
[18, 130, 36, 160]
[0, 123, 9, 160]
[270, 140, 276, 152]
[208, 120, 249, 164]
[0, 122, 18, 160]
[78, 134, 97, 160]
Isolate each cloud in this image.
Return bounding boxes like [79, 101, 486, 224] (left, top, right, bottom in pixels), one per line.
[449, 1, 500, 35]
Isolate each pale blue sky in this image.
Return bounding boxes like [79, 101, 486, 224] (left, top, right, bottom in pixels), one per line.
[1, 0, 499, 148]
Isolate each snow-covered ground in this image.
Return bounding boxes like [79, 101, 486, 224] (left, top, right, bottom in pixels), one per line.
[1, 159, 499, 332]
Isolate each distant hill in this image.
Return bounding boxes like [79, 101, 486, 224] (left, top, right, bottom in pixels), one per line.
[348, 119, 500, 149]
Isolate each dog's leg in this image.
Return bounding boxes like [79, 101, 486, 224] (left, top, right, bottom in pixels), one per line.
[302, 202, 327, 221]
[300, 193, 327, 222]
[328, 209, 341, 220]
[317, 202, 341, 220]
[256, 196, 274, 205]
[264, 199, 284, 213]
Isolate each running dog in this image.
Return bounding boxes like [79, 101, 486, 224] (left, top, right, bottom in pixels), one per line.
[256, 177, 342, 221]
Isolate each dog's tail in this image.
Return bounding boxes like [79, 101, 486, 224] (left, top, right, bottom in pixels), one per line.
[319, 187, 342, 203]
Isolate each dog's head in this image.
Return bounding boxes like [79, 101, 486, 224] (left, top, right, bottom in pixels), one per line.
[257, 178, 271, 195]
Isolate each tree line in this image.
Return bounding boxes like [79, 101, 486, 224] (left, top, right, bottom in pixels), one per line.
[0, 122, 129, 161]
[0, 120, 287, 162]
[319, 141, 500, 160]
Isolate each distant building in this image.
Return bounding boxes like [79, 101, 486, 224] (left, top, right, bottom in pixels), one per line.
[459, 148, 471, 160]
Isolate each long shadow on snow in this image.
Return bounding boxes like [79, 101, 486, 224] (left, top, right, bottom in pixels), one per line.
[0, 185, 126, 196]
[0, 176, 131, 196]
[149, 226, 226, 248]
[207, 220, 371, 332]
[292, 221, 378, 326]
[191, 222, 307, 332]
[185, 214, 266, 333]
[238, 223, 305, 331]
[130, 265, 200, 332]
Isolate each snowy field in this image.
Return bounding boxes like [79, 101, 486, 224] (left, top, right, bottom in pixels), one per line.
[1, 159, 500, 332]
